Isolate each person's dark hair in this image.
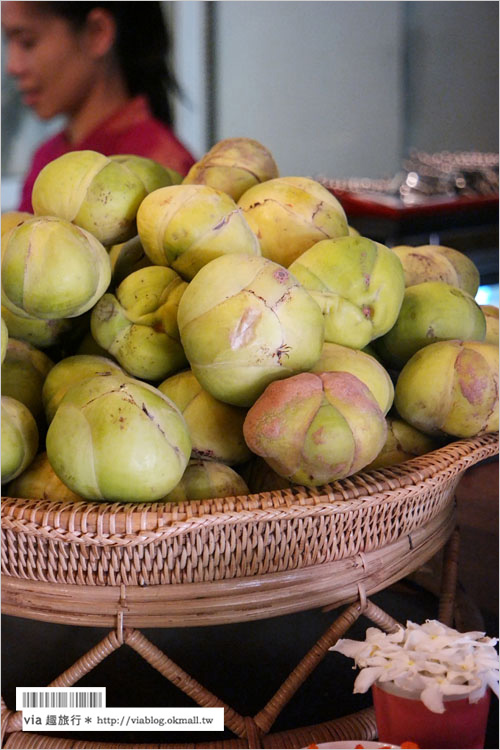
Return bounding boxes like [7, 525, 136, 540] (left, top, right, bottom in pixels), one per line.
[41, 2, 178, 126]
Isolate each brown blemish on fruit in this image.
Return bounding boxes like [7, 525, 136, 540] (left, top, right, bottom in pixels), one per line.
[273, 268, 289, 283]
[455, 348, 486, 405]
[312, 426, 326, 444]
[212, 212, 233, 231]
[273, 343, 292, 363]
[95, 297, 116, 322]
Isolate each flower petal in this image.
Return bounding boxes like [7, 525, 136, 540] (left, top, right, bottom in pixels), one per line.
[353, 667, 384, 693]
[420, 684, 445, 713]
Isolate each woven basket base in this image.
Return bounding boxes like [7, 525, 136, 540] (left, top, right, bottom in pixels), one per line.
[2, 435, 497, 748]
[1, 526, 465, 750]
[2, 503, 455, 628]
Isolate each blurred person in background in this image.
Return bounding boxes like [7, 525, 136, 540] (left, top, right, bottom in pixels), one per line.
[2, 1, 196, 212]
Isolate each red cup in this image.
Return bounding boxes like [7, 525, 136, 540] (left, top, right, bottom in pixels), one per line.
[372, 681, 491, 749]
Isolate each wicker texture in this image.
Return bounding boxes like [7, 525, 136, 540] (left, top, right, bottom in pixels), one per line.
[2, 435, 497, 590]
[1, 502, 456, 627]
[1, 434, 497, 749]
[1, 600, 389, 749]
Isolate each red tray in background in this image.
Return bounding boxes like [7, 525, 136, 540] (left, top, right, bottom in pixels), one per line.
[327, 189, 499, 220]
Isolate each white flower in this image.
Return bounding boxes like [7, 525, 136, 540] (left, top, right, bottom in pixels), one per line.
[329, 619, 499, 713]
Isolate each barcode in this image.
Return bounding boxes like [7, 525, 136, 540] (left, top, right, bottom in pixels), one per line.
[17, 688, 105, 710]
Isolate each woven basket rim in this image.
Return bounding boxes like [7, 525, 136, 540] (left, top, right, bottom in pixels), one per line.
[2, 432, 497, 536]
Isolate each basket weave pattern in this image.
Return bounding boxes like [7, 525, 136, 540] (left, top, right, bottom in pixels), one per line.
[1, 434, 497, 749]
[2, 434, 497, 588]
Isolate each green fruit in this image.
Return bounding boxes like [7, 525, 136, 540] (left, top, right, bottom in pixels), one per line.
[366, 417, 441, 470]
[1, 304, 74, 349]
[136, 184, 261, 280]
[91, 265, 188, 381]
[2, 339, 54, 419]
[481, 305, 499, 346]
[31, 150, 148, 245]
[110, 154, 182, 192]
[1, 316, 8, 363]
[392, 244, 480, 296]
[178, 254, 325, 407]
[394, 340, 499, 438]
[243, 371, 387, 487]
[46, 374, 191, 502]
[1, 396, 39, 484]
[42, 354, 124, 424]
[1, 211, 33, 243]
[7, 452, 83, 502]
[163, 459, 249, 502]
[375, 282, 486, 370]
[2, 216, 111, 320]
[183, 137, 279, 201]
[158, 369, 251, 465]
[108, 235, 152, 287]
[310, 342, 394, 415]
[238, 176, 348, 267]
[75, 332, 114, 358]
[289, 235, 405, 350]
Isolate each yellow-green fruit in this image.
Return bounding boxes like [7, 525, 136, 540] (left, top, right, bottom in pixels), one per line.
[75, 332, 113, 358]
[136, 184, 260, 280]
[394, 340, 499, 438]
[108, 235, 152, 287]
[1, 304, 74, 349]
[2, 216, 111, 320]
[365, 417, 441, 470]
[243, 371, 387, 487]
[163, 459, 249, 502]
[158, 370, 251, 465]
[1, 395, 39, 484]
[238, 176, 348, 267]
[42, 354, 124, 424]
[289, 235, 405, 350]
[1, 316, 8, 363]
[183, 137, 279, 201]
[481, 305, 499, 346]
[110, 154, 182, 192]
[375, 282, 486, 370]
[45, 374, 191, 502]
[1, 211, 33, 245]
[310, 342, 394, 415]
[178, 254, 325, 407]
[392, 244, 480, 296]
[91, 265, 188, 381]
[31, 150, 149, 246]
[2, 339, 54, 419]
[7, 452, 83, 502]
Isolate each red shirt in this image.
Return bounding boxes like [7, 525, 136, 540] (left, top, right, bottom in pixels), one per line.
[19, 96, 196, 212]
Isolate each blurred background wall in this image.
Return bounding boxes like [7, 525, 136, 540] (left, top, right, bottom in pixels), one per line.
[2, 0, 498, 211]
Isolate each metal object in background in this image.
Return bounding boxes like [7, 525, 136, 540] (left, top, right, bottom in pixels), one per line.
[319, 150, 499, 205]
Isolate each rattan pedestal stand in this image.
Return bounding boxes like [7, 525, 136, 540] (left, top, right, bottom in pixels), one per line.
[1, 433, 498, 749]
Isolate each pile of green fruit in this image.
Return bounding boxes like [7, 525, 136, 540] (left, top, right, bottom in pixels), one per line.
[1, 139, 498, 503]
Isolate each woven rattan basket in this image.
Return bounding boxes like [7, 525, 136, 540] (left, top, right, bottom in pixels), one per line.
[2, 433, 498, 626]
[1, 432, 498, 749]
